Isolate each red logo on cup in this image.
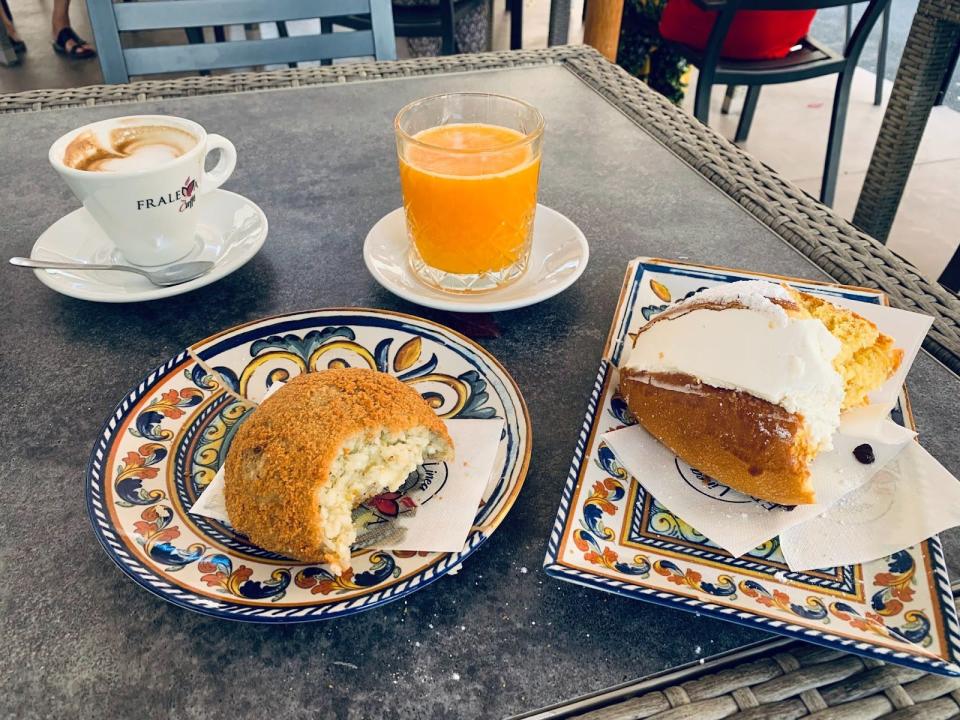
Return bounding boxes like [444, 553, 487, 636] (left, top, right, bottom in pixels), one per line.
[179, 177, 198, 212]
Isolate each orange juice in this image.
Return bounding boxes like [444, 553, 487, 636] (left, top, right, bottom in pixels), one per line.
[398, 123, 541, 276]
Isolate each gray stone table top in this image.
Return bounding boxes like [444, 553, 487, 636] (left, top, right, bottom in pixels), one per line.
[2, 63, 959, 720]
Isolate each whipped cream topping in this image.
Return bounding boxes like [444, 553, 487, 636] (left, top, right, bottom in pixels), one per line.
[682, 280, 794, 324]
[623, 283, 844, 450]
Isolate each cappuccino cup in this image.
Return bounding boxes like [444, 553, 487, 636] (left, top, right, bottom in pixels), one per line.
[49, 115, 237, 267]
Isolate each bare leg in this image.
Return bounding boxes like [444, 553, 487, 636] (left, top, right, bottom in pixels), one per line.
[52, 0, 71, 36]
[52, 0, 96, 57]
[0, 2, 21, 44]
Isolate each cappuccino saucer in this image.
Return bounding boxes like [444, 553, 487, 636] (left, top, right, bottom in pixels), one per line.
[363, 204, 589, 313]
[29, 189, 267, 303]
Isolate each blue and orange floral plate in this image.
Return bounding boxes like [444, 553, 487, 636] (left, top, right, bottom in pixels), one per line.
[86, 309, 530, 622]
[544, 258, 960, 676]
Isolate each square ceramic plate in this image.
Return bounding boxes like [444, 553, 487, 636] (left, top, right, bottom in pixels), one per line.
[544, 258, 960, 676]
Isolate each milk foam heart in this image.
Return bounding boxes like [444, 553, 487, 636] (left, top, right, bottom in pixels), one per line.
[63, 124, 198, 173]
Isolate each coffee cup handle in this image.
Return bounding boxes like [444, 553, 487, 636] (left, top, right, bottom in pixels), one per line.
[201, 134, 237, 194]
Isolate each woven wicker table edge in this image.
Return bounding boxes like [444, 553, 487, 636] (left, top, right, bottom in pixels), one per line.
[4, 45, 956, 374]
[509, 636, 960, 720]
[0, 47, 589, 112]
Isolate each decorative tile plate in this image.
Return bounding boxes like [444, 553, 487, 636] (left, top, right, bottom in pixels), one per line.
[544, 258, 960, 676]
[87, 309, 531, 622]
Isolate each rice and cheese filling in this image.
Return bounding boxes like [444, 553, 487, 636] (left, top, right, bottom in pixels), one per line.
[223, 368, 454, 570]
[318, 426, 449, 568]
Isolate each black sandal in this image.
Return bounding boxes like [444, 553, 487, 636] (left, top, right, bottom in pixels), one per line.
[52, 26, 95, 59]
[11, 38, 25, 54]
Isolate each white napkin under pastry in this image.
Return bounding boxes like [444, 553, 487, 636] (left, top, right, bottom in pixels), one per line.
[601, 295, 960, 571]
[189, 380, 504, 554]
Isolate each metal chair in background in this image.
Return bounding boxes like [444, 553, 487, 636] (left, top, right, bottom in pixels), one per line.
[844, 1, 891, 105]
[720, 2, 892, 126]
[321, 0, 490, 56]
[674, 0, 891, 207]
[935, 37, 960, 103]
[505, 0, 523, 49]
[549, 0, 571, 44]
[853, 0, 960, 292]
[86, 0, 397, 84]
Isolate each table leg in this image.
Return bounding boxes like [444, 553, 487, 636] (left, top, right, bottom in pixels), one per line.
[583, 0, 623, 61]
[734, 85, 761, 144]
[440, 0, 456, 55]
[939, 244, 960, 292]
[509, 0, 523, 50]
[721, 85, 737, 115]
[486, 0, 495, 51]
[875, 2, 890, 106]
[853, 6, 960, 242]
[547, 0, 571, 46]
[935, 39, 960, 105]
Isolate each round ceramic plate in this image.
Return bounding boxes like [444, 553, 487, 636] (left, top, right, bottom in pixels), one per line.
[363, 204, 589, 313]
[86, 309, 531, 621]
[31, 189, 267, 303]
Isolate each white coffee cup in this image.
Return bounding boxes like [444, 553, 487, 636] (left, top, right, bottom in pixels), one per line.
[49, 115, 237, 267]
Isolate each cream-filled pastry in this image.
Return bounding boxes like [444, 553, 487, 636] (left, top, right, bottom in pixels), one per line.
[619, 281, 902, 505]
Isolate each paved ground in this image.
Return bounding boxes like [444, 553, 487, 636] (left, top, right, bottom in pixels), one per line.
[4, 0, 954, 104]
[812, 1, 960, 112]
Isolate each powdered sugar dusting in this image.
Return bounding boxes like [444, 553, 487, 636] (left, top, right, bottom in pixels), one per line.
[680, 280, 791, 326]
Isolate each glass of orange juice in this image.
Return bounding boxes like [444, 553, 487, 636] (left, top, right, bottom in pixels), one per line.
[395, 93, 544, 293]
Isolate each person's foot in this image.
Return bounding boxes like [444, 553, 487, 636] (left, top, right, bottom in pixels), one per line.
[52, 26, 95, 59]
[1, 7, 24, 48]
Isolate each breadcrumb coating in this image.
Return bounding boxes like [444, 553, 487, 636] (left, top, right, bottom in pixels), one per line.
[224, 367, 453, 565]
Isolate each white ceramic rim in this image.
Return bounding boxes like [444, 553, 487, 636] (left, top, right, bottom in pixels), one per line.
[363, 204, 590, 313]
[29, 189, 268, 303]
[48, 114, 209, 178]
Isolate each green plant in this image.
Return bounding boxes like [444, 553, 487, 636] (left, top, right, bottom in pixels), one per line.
[616, 0, 689, 104]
